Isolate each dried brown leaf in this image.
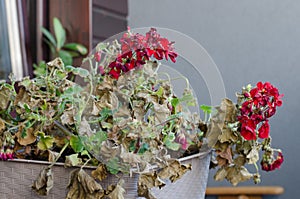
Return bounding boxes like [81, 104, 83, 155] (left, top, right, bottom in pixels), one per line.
[138, 172, 164, 198]
[225, 166, 253, 186]
[32, 167, 53, 195]
[218, 127, 238, 143]
[158, 160, 192, 183]
[107, 179, 126, 199]
[47, 57, 64, 69]
[0, 119, 5, 133]
[220, 98, 237, 122]
[214, 167, 227, 182]
[216, 146, 233, 164]
[60, 109, 75, 125]
[48, 150, 59, 162]
[216, 156, 227, 167]
[153, 102, 170, 124]
[207, 121, 222, 148]
[0, 86, 11, 110]
[16, 127, 36, 145]
[246, 147, 259, 164]
[64, 154, 82, 167]
[79, 117, 94, 137]
[66, 169, 104, 199]
[91, 164, 108, 181]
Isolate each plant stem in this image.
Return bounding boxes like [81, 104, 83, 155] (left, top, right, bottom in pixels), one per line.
[53, 120, 73, 136]
[49, 141, 69, 168]
[80, 158, 91, 170]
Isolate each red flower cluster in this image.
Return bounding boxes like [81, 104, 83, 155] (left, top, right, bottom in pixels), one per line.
[261, 152, 284, 172]
[0, 147, 13, 160]
[238, 82, 283, 140]
[106, 28, 178, 79]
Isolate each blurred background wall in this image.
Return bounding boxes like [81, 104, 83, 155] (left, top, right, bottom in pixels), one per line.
[128, 0, 300, 199]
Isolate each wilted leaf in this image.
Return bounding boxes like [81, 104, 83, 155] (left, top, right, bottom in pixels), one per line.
[48, 150, 59, 162]
[234, 155, 247, 167]
[138, 172, 165, 198]
[214, 167, 227, 181]
[47, 57, 64, 70]
[207, 121, 222, 148]
[0, 119, 6, 133]
[158, 160, 192, 183]
[66, 169, 104, 199]
[153, 101, 170, 124]
[225, 166, 253, 186]
[16, 127, 36, 146]
[65, 154, 82, 167]
[107, 179, 126, 199]
[37, 132, 54, 150]
[32, 167, 53, 195]
[216, 146, 233, 164]
[220, 98, 237, 122]
[247, 147, 259, 164]
[218, 127, 238, 143]
[120, 148, 142, 165]
[0, 85, 11, 110]
[60, 109, 75, 125]
[91, 164, 107, 181]
[79, 117, 94, 137]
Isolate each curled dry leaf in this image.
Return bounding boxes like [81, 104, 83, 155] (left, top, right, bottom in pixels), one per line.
[66, 169, 104, 199]
[246, 147, 260, 164]
[216, 146, 233, 164]
[107, 179, 126, 199]
[16, 127, 36, 146]
[158, 159, 192, 183]
[207, 98, 237, 147]
[0, 86, 11, 110]
[79, 117, 94, 137]
[64, 154, 82, 167]
[0, 119, 5, 133]
[32, 167, 53, 195]
[138, 172, 164, 199]
[48, 150, 59, 162]
[91, 164, 108, 181]
[214, 165, 253, 186]
[60, 108, 75, 125]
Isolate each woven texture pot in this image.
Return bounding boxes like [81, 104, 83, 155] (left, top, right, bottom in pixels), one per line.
[0, 150, 210, 199]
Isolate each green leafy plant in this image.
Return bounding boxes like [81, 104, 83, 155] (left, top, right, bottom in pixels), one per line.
[41, 17, 87, 67]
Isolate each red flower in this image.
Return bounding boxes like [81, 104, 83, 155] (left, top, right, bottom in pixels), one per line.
[240, 118, 257, 140]
[261, 152, 284, 172]
[258, 121, 270, 139]
[94, 51, 101, 62]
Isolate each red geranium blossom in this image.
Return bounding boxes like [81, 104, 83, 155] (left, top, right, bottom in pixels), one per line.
[238, 82, 283, 141]
[106, 28, 178, 79]
[258, 121, 270, 139]
[261, 152, 284, 172]
[240, 118, 257, 140]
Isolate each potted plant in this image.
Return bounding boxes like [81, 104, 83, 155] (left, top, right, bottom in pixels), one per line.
[0, 28, 283, 199]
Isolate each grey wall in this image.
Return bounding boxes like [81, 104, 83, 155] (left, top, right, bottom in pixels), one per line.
[128, 0, 300, 198]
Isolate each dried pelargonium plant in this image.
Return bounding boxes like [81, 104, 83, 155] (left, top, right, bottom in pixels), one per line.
[208, 82, 284, 185]
[0, 28, 284, 198]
